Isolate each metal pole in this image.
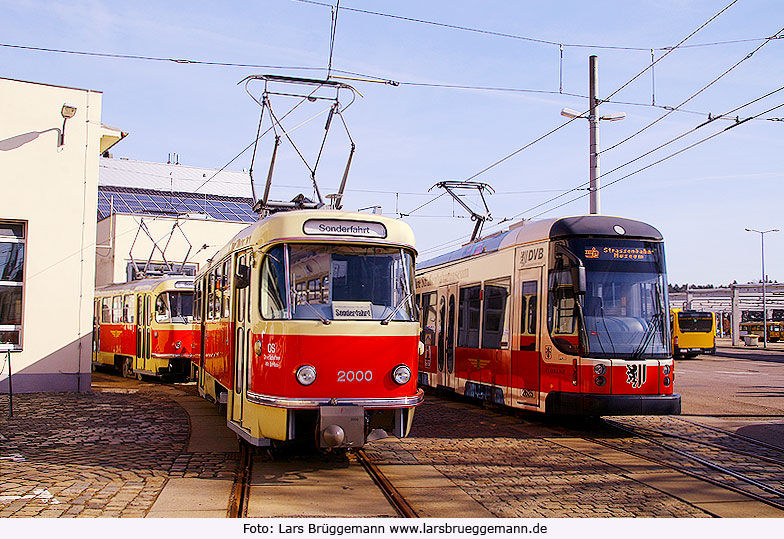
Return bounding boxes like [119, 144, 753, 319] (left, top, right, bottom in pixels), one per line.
[589, 55, 600, 215]
[7, 350, 12, 418]
[762, 233, 767, 348]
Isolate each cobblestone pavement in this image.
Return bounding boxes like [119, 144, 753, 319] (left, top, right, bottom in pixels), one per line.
[366, 395, 710, 518]
[0, 374, 237, 518]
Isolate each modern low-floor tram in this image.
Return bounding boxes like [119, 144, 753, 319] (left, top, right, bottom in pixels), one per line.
[415, 215, 681, 416]
[194, 209, 423, 449]
[93, 276, 196, 380]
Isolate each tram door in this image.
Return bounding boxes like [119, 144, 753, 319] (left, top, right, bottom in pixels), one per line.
[436, 284, 458, 390]
[92, 300, 100, 364]
[136, 294, 151, 372]
[230, 252, 252, 425]
[514, 266, 542, 407]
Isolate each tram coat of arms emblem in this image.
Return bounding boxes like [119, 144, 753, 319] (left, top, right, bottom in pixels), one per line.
[626, 363, 648, 388]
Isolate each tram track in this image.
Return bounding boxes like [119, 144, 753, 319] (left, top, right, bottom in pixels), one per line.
[589, 416, 784, 512]
[227, 444, 417, 518]
[228, 441, 253, 518]
[356, 449, 418, 518]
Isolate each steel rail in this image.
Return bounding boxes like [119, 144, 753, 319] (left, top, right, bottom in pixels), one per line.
[672, 415, 784, 454]
[596, 418, 784, 510]
[604, 418, 784, 466]
[355, 449, 418, 518]
[227, 441, 253, 518]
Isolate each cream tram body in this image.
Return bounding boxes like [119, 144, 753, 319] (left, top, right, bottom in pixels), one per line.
[93, 277, 195, 380]
[194, 210, 423, 448]
[416, 215, 681, 415]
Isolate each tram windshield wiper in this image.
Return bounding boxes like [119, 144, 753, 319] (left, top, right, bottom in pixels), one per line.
[291, 289, 331, 325]
[381, 292, 413, 325]
[632, 283, 664, 360]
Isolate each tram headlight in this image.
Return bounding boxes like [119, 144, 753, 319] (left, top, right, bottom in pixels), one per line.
[593, 364, 606, 376]
[174, 341, 182, 350]
[663, 377, 671, 387]
[594, 376, 607, 387]
[392, 364, 411, 385]
[296, 365, 317, 386]
[662, 365, 671, 376]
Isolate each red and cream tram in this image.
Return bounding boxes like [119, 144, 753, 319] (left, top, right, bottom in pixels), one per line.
[416, 215, 681, 416]
[93, 277, 195, 380]
[193, 210, 423, 449]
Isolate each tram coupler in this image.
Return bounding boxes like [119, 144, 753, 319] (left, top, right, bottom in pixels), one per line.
[318, 405, 365, 449]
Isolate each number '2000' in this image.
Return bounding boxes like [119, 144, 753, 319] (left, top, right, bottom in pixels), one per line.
[337, 370, 373, 382]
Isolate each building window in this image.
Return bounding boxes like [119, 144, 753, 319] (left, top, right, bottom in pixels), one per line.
[0, 221, 25, 350]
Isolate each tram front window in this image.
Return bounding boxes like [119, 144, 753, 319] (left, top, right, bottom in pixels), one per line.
[260, 243, 415, 321]
[155, 292, 194, 324]
[548, 238, 670, 359]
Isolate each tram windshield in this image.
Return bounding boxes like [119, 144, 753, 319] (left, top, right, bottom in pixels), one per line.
[547, 238, 670, 359]
[260, 243, 416, 322]
[155, 291, 194, 324]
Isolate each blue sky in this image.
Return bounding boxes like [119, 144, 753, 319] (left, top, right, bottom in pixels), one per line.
[2, 0, 782, 285]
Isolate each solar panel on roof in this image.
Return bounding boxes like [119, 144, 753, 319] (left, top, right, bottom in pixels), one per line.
[97, 186, 257, 222]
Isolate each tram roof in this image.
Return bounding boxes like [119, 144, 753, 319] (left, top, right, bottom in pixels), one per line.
[203, 209, 417, 269]
[95, 276, 194, 295]
[418, 215, 663, 270]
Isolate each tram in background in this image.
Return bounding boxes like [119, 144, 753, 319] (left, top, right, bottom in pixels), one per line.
[415, 215, 680, 416]
[739, 321, 783, 342]
[670, 309, 716, 358]
[93, 277, 195, 380]
[193, 210, 423, 449]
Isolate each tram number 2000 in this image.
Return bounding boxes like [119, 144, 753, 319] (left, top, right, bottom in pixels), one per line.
[337, 370, 373, 382]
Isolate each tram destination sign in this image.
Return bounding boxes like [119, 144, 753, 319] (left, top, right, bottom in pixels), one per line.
[584, 246, 656, 261]
[303, 219, 387, 238]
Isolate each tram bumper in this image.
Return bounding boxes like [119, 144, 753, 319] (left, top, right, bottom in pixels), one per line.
[545, 392, 681, 416]
[319, 405, 365, 448]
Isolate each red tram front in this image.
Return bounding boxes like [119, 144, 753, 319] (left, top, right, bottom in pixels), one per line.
[194, 210, 423, 448]
[416, 215, 681, 416]
[93, 277, 195, 380]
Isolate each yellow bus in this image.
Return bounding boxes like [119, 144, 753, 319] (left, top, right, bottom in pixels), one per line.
[739, 321, 783, 343]
[670, 309, 716, 358]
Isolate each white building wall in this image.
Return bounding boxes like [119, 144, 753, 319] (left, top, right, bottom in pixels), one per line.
[0, 77, 104, 393]
[95, 214, 250, 286]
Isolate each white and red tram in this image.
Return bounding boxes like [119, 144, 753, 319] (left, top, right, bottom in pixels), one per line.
[415, 215, 681, 415]
[93, 277, 195, 380]
[193, 209, 423, 448]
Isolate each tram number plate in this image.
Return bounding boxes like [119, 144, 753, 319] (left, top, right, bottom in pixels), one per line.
[337, 370, 373, 382]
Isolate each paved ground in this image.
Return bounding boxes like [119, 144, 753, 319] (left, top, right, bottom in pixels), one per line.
[368, 397, 712, 518]
[2, 341, 782, 518]
[0, 373, 237, 518]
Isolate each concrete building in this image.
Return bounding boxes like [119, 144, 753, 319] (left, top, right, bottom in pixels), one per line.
[0, 77, 124, 393]
[95, 157, 257, 287]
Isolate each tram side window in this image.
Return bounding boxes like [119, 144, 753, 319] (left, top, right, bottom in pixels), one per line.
[194, 280, 202, 323]
[523, 281, 538, 335]
[457, 285, 481, 348]
[214, 267, 223, 320]
[421, 292, 437, 347]
[208, 271, 216, 320]
[101, 298, 111, 323]
[111, 296, 122, 324]
[548, 269, 576, 335]
[482, 278, 510, 349]
[123, 294, 134, 323]
[155, 294, 170, 322]
[222, 259, 231, 318]
[260, 245, 287, 319]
